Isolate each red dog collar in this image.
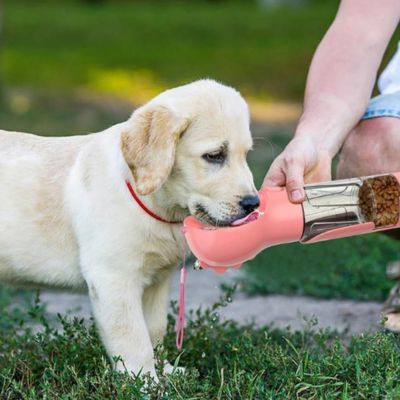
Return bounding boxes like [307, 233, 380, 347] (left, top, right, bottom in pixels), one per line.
[125, 180, 182, 224]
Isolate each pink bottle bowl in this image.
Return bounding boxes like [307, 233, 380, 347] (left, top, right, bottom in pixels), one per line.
[183, 187, 304, 273]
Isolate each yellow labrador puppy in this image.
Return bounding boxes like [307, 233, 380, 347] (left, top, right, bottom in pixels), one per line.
[0, 79, 258, 379]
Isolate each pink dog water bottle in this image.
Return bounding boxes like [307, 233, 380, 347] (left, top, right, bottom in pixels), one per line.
[183, 172, 400, 273]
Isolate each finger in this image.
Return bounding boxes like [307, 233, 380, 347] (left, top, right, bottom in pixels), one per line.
[284, 162, 305, 203]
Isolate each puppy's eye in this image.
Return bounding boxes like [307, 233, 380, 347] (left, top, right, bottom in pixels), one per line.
[202, 151, 226, 164]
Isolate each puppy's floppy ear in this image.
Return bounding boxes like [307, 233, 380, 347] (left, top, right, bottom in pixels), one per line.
[121, 104, 190, 195]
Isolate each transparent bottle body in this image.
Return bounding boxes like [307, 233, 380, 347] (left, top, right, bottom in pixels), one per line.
[301, 173, 400, 242]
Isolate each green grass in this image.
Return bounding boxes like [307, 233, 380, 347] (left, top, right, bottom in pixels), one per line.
[1, 288, 400, 399]
[0, 1, 340, 102]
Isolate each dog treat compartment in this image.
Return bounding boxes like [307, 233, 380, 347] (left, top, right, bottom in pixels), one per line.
[301, 173, 400, 242]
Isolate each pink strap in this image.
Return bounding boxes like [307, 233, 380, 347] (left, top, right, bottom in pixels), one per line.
[176, 228, 187, 349]
[175, 265, 186, 349]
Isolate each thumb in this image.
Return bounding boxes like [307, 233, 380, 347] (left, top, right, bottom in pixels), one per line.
[285, 163, 305, 203]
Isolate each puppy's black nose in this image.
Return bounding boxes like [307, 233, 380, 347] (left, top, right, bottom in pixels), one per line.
[239, 195, 260, 214]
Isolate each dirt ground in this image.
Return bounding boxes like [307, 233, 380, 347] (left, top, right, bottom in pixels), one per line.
[40, 266, 383, 335]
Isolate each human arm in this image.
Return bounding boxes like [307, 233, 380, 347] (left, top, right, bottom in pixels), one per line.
[263, 0, 400, 202]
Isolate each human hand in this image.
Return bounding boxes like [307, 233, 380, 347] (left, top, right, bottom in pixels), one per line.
[262, 136, 333, 203]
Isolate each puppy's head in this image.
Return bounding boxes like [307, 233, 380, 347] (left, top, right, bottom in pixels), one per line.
[121, 79, 258, 226]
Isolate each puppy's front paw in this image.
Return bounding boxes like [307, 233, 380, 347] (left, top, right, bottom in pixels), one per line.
[163, 360, 186, 375]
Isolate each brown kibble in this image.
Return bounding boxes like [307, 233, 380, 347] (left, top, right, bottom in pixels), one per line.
[358, 175, 400, 228]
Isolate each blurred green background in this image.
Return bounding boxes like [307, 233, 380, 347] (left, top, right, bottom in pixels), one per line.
[0, 0, 400, 301]
[2, 0, 339, 107]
